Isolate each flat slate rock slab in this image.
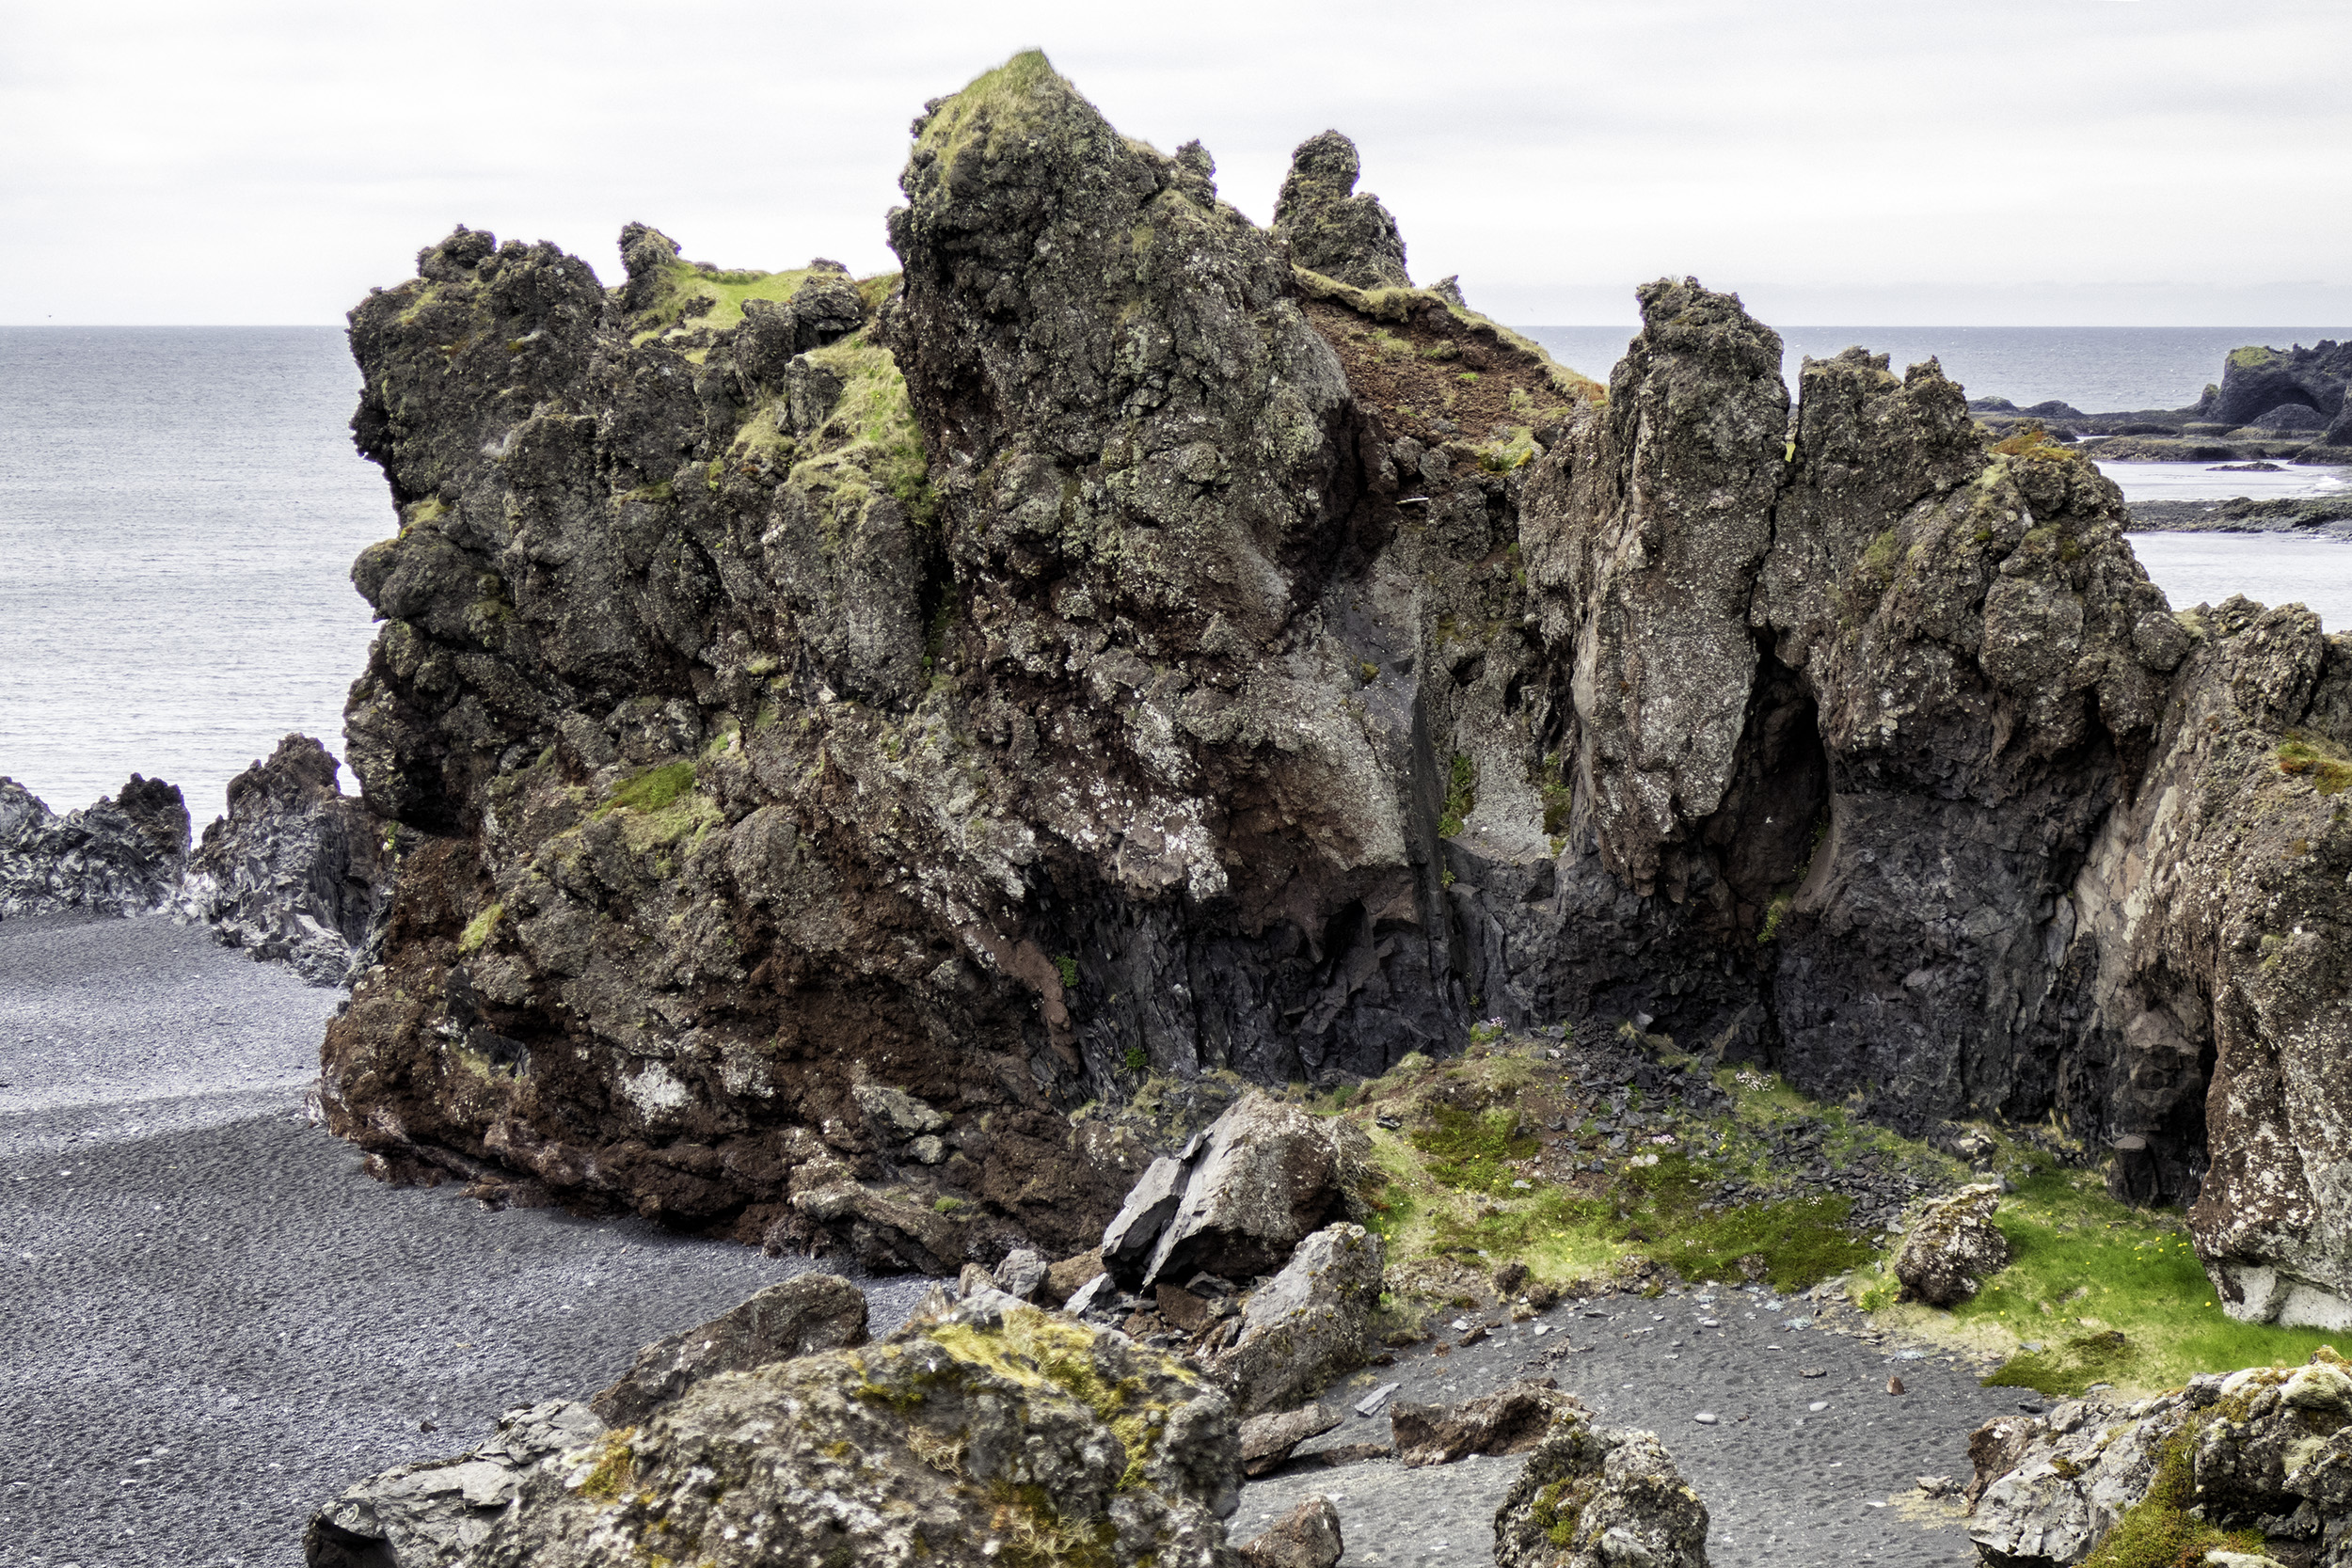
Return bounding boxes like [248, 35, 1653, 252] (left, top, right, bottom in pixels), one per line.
[1242, 1288, 2021, 1568]
[0, 913, 934, 1568]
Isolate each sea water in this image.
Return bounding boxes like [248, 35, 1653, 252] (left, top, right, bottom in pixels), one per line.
[4, 325, 2350, 828]
[0, 328, 387, 825]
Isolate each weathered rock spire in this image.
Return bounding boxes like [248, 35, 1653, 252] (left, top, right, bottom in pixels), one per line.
[1272, 129, 1411, 290]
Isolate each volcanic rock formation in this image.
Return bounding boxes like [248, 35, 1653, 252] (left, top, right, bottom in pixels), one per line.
[0, 772, 190, 918]
[1272, 130, 1412, 291]
[1493, 1407, 1711, 1568]
[316, 1288, 1246, 1568]
[322, 52, 2352, 1323]
[2210, 340, 2352, 430]
[176, 735, 397, 984]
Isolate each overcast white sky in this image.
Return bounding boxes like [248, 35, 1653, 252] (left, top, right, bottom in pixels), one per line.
[3, 0, 2347, 326]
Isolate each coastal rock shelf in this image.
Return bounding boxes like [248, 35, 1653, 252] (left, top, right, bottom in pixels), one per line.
[1971, 336, 2352, 466]
[322, 53, 2350, 1327]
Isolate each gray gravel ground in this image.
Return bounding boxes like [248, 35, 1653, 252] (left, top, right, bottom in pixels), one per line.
[0, 913, 930, 1568]
[1242, 1288, 2027, 1568]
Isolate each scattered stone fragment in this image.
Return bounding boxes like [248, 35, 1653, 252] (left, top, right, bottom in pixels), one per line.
[1063, 1273, 1118, 1319]
[1237, 1495, 1344, 1568]
[305, 1400, 603, 1568]
[1240, 1403, 1342, 1478]
[1692, 1413, 1718, 1425]
[1391, 1380, 1580, 1467]
[1315, 1442, 1392, 1467]
[1354, 1382, 1402, 1418]
[1043, 1247, 1105, 1307]
[1887, 1377, 1905, 1396]
[1210, 1223, 1384, 1417]
[1155, 1283, 1219, 1336]
[992, 1247, 1049, 1302]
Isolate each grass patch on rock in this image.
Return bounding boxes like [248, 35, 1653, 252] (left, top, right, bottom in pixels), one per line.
[1336, 1026, 2344, 1391]
[1857, 1154, 2346, 1396]
[1617, 1152, 1874, 1292]
[2277, 731, 2352, 795]
[2076, 1426, 2263, 1568]
[596, 760, 722, 854]
[1350, 1036, 1928, 1307]
[789, 332, 936, 525]
[600, 761, 696, 816]
[631, 260, 817, 342]
[1410, 1105, 1537, 1193]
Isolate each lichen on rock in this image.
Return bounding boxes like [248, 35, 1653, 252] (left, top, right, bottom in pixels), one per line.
[463, 1290, 1242, 1568]
[1893, 1181, 2011, 1307]
[1492, 1407, 1710, 1568]
[1967, 1348, 2352, 1568]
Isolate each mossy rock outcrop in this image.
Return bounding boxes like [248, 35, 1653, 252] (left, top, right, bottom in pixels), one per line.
[469, 1291, 1241, 1568]
[325, 49, 2352, 1314]
[1968, 1348, 2352, 1567]
[1492, 1409, 1710, 1568]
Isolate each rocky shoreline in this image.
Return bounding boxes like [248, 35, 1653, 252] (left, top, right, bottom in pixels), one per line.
[2125, 494, 2352, 535]
[1971, 336, 2352, 468]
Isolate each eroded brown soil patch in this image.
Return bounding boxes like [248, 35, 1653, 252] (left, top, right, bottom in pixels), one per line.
[1293, 270, 1601, 451]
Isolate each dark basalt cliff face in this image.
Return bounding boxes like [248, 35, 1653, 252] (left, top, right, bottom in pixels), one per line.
[324, 52, 2352, 1325]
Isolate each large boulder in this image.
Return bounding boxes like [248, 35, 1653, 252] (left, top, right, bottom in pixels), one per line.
[460, 1290, 1242, 1568]
[1105, 1091, 1375, 1289]
[1893, 1182, 2010, 1307]
[587, 1272, 867, 1425]
[305, 1399, 603, 1568]
[175, 734, 394, 984]
[0, 773, 188, 918]
[1239, 1402, 1342, 1477]
[1209, 1222, 1383, 1417]
[1967, 1350, 2352, 1567]
[1492, 1409, 1710, 1568]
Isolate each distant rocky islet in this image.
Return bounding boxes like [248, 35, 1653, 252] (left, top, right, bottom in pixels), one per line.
[6, 45, 2352, 1568]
